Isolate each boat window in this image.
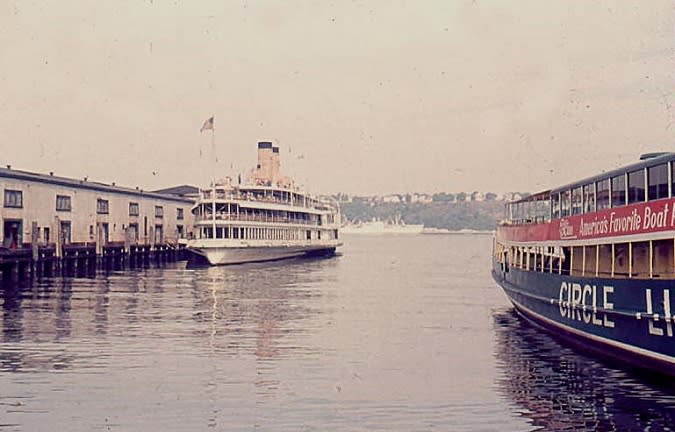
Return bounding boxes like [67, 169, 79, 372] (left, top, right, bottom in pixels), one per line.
[582, 183, 595, 213]
[596, 179, 610, 210]
[649, 163, 669, 200]
[571, 246, 584, 276]
[614, 243, 630, 277]
[611, 174, 626, 208]
[536, 199, 550, 222]
[571, 187, 583, 215]
[551, 193, 560, 219]
[627, 169, 645, 204]
[653, 239, 674, 278]
[596, 244, 611, 276]
[584, 245, 597, 276]
[560, 190, 571, 217]
[633, 241, 649, 278]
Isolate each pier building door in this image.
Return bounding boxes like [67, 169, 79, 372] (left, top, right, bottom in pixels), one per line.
[154, 225, 163, 244]
[101, 223, 109, 244]
[3, 220, 22, 248]
[60, 221, 71, 244]
[128, 223, 138, 243]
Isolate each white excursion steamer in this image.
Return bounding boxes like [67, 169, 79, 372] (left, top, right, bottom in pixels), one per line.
[187, 142, 341, 265]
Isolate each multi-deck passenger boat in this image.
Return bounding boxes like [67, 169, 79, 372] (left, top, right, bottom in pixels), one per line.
[492, 152, 675, 375]
[187, 142, 341, 265]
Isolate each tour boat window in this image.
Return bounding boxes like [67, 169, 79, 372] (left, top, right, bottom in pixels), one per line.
[611, 174, 626, 208]
[535, 199, 550, 222]
[596, 179, 610, 210]
[571, 187, 582, 215]
[582, 183, 595, 213]
[560, 190, 571, 217]
[551, 193, 560, 219]
[632, 241, 649, 278]
[627, 169, 645, 204]
[614, 243, 630, 277]
[649, 163, 669, 200]
[653, 239, 674, 278]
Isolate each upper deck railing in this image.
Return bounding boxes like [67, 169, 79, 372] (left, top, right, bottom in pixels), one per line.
[199, 188, 337, 212]
[194, 212, 333, 226]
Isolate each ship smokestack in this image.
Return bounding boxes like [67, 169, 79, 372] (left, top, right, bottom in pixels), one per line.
[257, 141, 273, 183]
[272, 146, 280, 181]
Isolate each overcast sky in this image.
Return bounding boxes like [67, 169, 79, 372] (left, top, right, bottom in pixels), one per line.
[1, 1, 673, 195]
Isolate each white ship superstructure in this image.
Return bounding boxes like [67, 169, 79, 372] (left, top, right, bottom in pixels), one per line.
[187, 142, 341, 265]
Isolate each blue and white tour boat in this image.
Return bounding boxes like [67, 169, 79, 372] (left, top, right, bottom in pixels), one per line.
[493, 152, 675, 375]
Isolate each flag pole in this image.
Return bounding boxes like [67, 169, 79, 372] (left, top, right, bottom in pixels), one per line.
[211, 121, 216, 236]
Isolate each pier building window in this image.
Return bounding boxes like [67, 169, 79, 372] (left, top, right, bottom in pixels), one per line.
[56, 195, 71, 212]
[155, 206, 164, 218]
[43, 227, 50, 244]
[129, 202, 139, 216]
[571, 187, 582, 215]
[560, 190, 571, 217]
[649, 164, 669, 200]
[177, 208, 184, 220]
[627, 169, 646, 204]
[3, 189, 22, 208]
[97, 199, 109, 214]
[583, 184, 595, 213]
[611, 174, 626, 208]
[596, 179, 610, 210]
[176, 225, 184, 238]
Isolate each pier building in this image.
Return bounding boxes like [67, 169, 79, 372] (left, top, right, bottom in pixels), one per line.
[0, 165, 195, 281]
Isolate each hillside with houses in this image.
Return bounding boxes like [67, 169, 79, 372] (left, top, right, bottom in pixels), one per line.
[335, 192, 528, 231]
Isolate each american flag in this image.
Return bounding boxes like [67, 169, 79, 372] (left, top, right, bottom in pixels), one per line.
[200, 116, 214, 132]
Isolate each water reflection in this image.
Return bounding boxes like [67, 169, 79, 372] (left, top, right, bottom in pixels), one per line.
[493, 308, 675, 431]
[191, 257, 334, 355]
[0, 257, 336, 376]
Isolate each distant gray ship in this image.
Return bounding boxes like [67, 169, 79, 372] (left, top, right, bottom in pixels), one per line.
[342, 217, 424, 235]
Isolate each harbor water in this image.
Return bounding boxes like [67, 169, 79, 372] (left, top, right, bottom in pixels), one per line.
[2, 234, 675, 431]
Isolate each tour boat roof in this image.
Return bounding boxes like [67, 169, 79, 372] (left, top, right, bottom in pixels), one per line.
[512, 152, 675, 204]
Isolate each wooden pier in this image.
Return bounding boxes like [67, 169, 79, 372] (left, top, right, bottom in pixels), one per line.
[0, 242, 186, 283]
[0, 163, 197, 284]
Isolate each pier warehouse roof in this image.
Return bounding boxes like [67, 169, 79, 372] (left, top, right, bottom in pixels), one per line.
[0, 165, 193, 204]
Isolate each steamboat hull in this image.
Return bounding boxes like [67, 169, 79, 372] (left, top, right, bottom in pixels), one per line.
[492, 261, 675, 375]
[187, 244, 337, 266]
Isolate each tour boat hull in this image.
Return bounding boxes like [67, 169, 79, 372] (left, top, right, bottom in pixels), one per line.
[492, 260, 675, 375]
[187, 243, 338, 266]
